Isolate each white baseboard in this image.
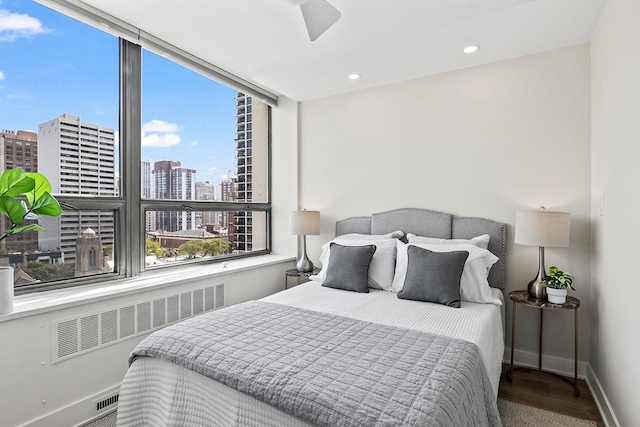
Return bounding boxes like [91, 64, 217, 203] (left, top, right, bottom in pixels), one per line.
[21, 385, 120, 427]
[585, 365, 621, 427]
[504, 347, 587, 379]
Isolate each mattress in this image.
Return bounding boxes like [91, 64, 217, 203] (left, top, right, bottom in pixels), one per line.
[117, 282, 504, 426]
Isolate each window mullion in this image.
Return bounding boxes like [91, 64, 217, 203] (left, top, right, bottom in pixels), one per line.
[141, 200, 271, 212]
[120, 39, 143, 277]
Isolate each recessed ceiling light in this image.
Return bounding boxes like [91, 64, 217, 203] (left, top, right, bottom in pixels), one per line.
[348, 73, 361, 80]
[463, 45, 479, 54]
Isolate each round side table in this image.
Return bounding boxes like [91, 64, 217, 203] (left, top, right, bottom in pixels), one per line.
[508, 290, 580, 397]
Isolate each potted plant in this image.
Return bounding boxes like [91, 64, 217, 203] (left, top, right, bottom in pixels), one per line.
[542, 266, 575, 304]
[0, 169, 63, 315]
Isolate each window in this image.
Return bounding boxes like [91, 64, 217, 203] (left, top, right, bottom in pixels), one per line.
[1, 2, 119, 289]
[4, 1, 272, 294]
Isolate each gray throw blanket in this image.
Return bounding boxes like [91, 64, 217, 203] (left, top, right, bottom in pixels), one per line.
[130, 300, 501, 427]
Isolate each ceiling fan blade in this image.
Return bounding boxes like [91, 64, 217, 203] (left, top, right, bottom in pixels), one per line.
[300, 0, 341, 41]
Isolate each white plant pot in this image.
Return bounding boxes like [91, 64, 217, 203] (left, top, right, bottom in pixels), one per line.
[546, 287, 567, 304]
[0, 266, 14, 315]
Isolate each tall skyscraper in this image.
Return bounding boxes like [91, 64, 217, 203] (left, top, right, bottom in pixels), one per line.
[37, 114, 116, 265]
[234, 93, 268, 252]
[152, 160, 196, 232]
[141, 158, 153, 198]
[0, 130, 39, 252]
[142, 158, 155, 231]
[219, 173, 237, 246]
[195, 181, 216, 229]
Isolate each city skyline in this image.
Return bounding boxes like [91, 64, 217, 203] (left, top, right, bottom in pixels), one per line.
[0, 0, 239, 182]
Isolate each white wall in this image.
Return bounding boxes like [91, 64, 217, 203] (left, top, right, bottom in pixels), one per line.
[590, 0, 640, 425]
[299, 44, 592, 370]
[270, 95, 300, 256]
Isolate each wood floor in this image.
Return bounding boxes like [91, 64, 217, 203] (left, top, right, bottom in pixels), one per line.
[498, 364, 605, 426]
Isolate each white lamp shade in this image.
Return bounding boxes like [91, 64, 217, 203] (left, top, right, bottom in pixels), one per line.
[515, 210, 570, 247]
[289, 210, 320, 235]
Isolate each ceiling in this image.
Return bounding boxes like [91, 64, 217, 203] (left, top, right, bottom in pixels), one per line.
[80, 0, 606, 102]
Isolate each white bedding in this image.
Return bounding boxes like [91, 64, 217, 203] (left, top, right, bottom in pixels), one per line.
[117, 282, 504, 427]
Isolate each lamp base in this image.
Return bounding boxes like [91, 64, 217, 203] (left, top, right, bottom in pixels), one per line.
[527, 277, 547, 299]
[296, 235, 314, 273]
[528, 246, 548, 299]
[296, 256, 314, 273]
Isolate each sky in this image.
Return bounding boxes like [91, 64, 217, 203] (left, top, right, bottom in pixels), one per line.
[0, 0, 238, 183]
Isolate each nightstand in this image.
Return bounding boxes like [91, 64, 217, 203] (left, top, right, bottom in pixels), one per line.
[507, 290, 580, 397]
[285, 268, 320, 289]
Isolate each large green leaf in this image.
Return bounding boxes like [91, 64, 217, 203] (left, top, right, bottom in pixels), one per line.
[4, 223, 46, 236]
[25, 172, 53, 207]
[31, 192, 63, 217]
[0, 195, 27, 225]
[0, 169, 35, 197]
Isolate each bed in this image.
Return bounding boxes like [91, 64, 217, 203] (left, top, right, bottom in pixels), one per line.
[117, 208, 506, 427]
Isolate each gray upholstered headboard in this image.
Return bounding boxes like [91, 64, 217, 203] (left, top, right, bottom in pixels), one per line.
[335, 208, 506, 289]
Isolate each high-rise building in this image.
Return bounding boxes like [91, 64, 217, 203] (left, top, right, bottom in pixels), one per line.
[152, 160, 196, 232]
[142, 158, 155, 231]
[218, 173, 237, 245]
[142, 158, 153, 198]
[233, 93, 268, 252]
[37, 114, 116, 265]
[195, 181, 216, 229]
[0, 130, 39, 252]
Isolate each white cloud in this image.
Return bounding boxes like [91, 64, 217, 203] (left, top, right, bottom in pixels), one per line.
[0, 71, 5, 80]
[207, 166, 217, 172]
[141, 119, 182, 134]
[190, 140, 199, 146]
[0, 8, 47, 42]
[142, 133, 181, 148]
[140, 119, 184, 148]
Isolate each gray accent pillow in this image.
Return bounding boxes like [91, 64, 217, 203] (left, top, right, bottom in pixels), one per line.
[397, 246, 469, 308]
[322, 243, 376, 293]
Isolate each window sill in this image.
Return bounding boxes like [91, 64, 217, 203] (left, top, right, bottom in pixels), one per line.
[1, 254, 294, 323]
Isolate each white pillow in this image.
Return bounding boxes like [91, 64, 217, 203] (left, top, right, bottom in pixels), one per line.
[337, 230, 404, 240]
[391, 241, 501, 305]
[406, 233, 490, 250]
[310, 238, 398, 291]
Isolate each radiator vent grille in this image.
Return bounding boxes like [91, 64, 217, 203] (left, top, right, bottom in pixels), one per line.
[53, 284, 223, 363]
[80, 314, 99, 351]
[136, 301, 151, 333]
[101, 310, 118, 344]
[167, 295, 179, 324]
[57, 319, 78, 358]
[119, 305, 135, 338]
[153, 298, 166, 328]
[215, 284, 224, 309]
[180, 292, 192, 319]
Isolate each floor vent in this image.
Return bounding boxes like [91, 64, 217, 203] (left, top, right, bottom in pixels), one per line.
[95, 393, 119, 412]
[53, 283, 224, 363]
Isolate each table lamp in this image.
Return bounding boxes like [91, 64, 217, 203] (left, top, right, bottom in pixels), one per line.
[515, 206, 570, 299]
[290, 210, 320, 273]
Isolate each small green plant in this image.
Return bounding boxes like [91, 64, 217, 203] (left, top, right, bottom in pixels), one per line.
[0, 169, 63, 241]
[543, 266, 575, 290]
